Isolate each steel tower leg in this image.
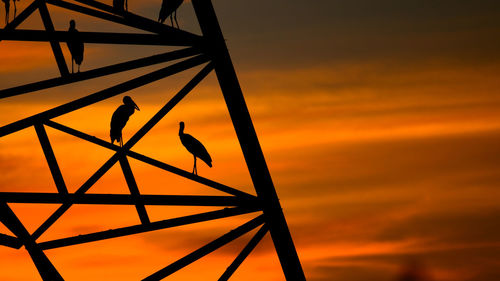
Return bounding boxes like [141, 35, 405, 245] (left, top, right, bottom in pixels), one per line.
[192, 1, 306, 280]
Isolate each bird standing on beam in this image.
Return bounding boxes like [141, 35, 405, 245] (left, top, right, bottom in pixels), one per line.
[110, 96, 140, 147]
[66, 20, 84, 73]
[179, 121, 212, 175]
[158, 0, 183, 28]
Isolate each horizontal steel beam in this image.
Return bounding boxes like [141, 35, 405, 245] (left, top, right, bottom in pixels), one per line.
[0, 55, 209, 138]
[0, 233, 22, 249]
[44, 120, 256, 199]
[0, 192, 258, 206]
[143, 215, 265, 280]
[0, 47, 202, 99]
[0, 29, 200, 46]
[39, 206, 261, 250]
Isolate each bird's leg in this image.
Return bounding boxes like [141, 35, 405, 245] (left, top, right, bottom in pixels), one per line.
[120, 138, 123, 147]
[71, 59, 74, 74]
[125, 0, 127, 11]
[193, 155, 197, 175]
[13, 0, 16, 18]
[170, 14, 173, 27]
[174, 10, 178, 29]
[78, 64, 80, 73]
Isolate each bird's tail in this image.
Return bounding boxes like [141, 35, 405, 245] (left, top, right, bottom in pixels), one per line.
[158, 6, 165, 23]
[110, 130, 117, 144]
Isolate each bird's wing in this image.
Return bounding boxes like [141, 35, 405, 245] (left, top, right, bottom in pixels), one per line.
[183, 134, 212, 167]
[75, 41, 84, 64]
[66, 40, 74, 55]
[159, 4, 166, 21]
[110, 106, 130, 134]
[72, 30, 84, 64]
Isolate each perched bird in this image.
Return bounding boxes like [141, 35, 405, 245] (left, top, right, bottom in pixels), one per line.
[179, 121, 212, 175]
[158, 0, 183, 28]
[110, 96, 140, 146]
[66, 20, 84, 73]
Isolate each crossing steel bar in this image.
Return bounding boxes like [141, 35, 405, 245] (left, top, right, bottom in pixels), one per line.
[0, 47, 201, 99]
[44, 120, 256, 199]
[39, 206, 260, 250]
[218, 224, 269, 281]
[143, 215, 265, 281]
[71, 0, 200, 40]
[38, 1, 69, 76]
[0, 233, 22, 249]
[0, 0, 39, 41]
[119, 156, 150, 224]
[192, 1, 306, 280]
[34, 123, 68, 195]
[0, 201, 64, 280]
[0, 55, 209, 138]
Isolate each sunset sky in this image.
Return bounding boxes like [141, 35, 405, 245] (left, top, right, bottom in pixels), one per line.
[1, 0, 500, 280]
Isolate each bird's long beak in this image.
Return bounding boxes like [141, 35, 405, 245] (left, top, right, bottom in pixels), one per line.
[133, 101, 140, 111]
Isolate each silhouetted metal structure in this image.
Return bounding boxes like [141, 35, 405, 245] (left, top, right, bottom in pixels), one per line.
[0, 0, 306, 280]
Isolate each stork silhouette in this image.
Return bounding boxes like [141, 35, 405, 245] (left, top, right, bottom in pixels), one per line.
[110, 96, 140, 147]
[158, 0, 183, 28]
[179, 121, 212, 175]
[66, 20, 84, 73]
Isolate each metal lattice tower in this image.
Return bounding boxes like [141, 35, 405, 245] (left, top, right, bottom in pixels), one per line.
[0, 0, 306, 280]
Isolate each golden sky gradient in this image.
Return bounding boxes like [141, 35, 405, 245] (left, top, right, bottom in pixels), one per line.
[1, 0, 500, 280]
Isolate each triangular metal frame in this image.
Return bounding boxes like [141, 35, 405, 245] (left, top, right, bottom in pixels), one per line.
[0, 1, 306, 280]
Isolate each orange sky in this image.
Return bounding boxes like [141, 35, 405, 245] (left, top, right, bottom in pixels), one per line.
[1, 0, 500, 281]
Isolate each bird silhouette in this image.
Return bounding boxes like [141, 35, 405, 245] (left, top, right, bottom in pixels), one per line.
[66, 20, 84, 73]
[179, 121, 212, 175]
[110, 96, 140, 146]
[158, 0, 183, 28]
